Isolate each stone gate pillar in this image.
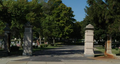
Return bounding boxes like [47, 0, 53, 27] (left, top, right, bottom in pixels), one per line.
[84, 24, 94, 57]
[23, 22, 32, 56]
[106, 35, 112, 54]
[105, 35, 115, 57]
[3, 24, 11, 55]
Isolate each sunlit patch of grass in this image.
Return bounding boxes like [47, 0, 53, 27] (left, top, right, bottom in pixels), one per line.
[95, 46, 120, 55]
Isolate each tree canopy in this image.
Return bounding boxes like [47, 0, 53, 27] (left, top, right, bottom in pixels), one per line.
[0, 0, 80, 42]
[82, 0, 120, 41]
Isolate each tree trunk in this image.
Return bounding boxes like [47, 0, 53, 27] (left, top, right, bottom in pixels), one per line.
[20, 38, 23, 48]
[7, 33, 11, 53]
[39, 35, 41, 45]
[4, 33, 7, 51]
[36, 39, 39, 46]
[53, 38, 55, 44]
[44, 37, 45, 44]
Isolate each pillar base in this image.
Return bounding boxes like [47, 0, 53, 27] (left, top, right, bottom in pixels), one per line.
[84, 54, 94, 57]
[104, 52, 116, 57]
[23, 53, 32, 56]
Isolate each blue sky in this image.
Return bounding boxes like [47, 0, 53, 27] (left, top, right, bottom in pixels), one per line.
[62, 0, 88, 22]
[28, 0, 88, 22]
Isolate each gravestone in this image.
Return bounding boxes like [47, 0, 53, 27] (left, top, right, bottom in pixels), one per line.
[23, 22, 33, 56]
[84, 24, 94, 57]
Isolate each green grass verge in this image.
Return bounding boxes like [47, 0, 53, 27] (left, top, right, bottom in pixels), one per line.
[95, 46, 120, 55]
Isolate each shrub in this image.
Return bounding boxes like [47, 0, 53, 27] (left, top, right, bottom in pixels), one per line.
[40, 44, 49, 48]
[10, 46, 19, 51]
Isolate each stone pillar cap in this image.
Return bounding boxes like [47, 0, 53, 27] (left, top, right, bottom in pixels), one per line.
[85, 24, 94, 30]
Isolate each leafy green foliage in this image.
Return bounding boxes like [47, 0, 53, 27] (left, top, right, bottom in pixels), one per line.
[83, 0, 120, 41]
[70, 22, 81, 39]
[41, 0, 75, 40]
[0, 0, 78, 42]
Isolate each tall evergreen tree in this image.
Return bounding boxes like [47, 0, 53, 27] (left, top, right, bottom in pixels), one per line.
[85, 0, 120, 56]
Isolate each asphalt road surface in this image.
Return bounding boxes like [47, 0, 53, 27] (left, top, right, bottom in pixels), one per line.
[18, 45, 94, 62]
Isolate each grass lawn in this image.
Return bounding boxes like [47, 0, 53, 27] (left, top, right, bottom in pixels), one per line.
[95, 46, 120, 55]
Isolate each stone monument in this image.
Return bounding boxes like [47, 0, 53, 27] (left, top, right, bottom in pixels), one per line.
[84, 24, 94, 57]
[23, 22, 33, 56]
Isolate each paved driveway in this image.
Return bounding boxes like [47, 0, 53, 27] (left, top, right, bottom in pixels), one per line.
[18, 45, 93, 62]
[1, 45, 120, 64]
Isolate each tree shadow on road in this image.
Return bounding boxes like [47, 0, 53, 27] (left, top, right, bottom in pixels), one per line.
[94, 50, 104, 57]
[33, 49, 84, 56]
[116, 53, 120, 56]
[0, 50, 23, 58]
[17, 48, 94, 62]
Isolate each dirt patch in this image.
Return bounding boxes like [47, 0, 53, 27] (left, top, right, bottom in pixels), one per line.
[104, 52, 115, 58]
[90, 54, 117, 60]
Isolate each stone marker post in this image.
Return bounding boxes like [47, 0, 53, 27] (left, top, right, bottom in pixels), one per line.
[84, 24, 94, 57]
[106, 35, 112, 54]
[105, 35, 114, 57]
[23, 22, 32, 56]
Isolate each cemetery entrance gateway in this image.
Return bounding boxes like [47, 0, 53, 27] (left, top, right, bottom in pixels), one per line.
[84, 24, 114, 57]
[0, 23, 114, 57]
